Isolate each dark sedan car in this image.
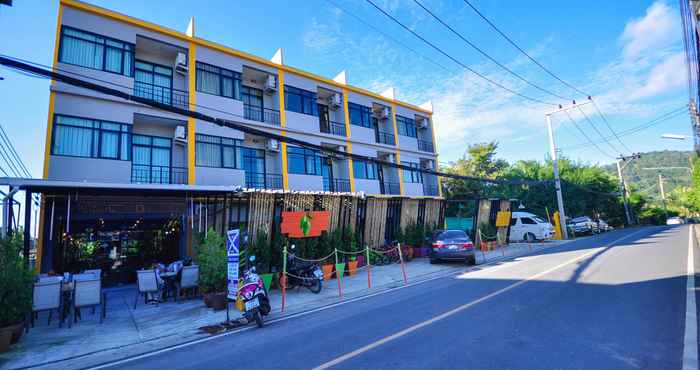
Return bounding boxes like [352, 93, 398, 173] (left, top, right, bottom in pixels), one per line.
[428, 230, 476, 265]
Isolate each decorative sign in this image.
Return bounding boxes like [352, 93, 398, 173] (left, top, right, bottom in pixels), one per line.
[495, 211, 512, 227]
[280, 211, 330, 238]
[226, 229, 240, 300]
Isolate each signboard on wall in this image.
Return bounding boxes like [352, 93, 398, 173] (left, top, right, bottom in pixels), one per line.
[226, 229, 240, 300]
[280, 211, 330, 238]
[495, 211, 512, 227]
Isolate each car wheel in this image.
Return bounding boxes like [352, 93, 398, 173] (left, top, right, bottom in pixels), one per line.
[524, 233, 535, 242]
[466, 256, 476, 266]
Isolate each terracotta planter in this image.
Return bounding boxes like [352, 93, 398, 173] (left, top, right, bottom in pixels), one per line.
[5, 322, 23, 344]
[0, 329, 11, 353]
[347, 260, 359, 276]
[210, 292, 227, 311]
[357, 255, 365, 267]
[413, 246, 422, 258]
[321, 263, 334, 281]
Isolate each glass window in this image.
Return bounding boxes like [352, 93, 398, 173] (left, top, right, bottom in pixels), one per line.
[348, 102, 372, 128]
[195, 133, 245, 169]
[521, 218, 537, 225]
[59, 26, 134, 76]
[401, 161, 422, 183]
[134, 60, 173, 105]
[353, 160, 378, 180]
[437, 230, 469, 240]
[285, 86, 318, 116]
[52, 115, 131, 160]
[195, 62, 241, 100]
[396, 115, 417, 138]
[287, 146, 321, 175]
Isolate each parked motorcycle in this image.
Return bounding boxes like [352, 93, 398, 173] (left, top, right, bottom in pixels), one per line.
[282, 245, 323, 294]
[240, 255, 271, 328]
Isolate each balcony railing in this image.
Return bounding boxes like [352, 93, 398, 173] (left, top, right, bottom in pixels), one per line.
[423, 184, 439, 196]
[323, 178, 351, 192]
[381, 181, 401, 195]
[131, 164, 187, 184]
[320, 120, 347, 137]
[134, 81, 188, 110]
[376, 131, 396, 146]
[417, 139, 434, 153]
[244, 104, 281, 126]
[245, 172, 283, 190]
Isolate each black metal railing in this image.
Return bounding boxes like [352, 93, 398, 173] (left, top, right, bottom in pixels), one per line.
[134, 81, 188, 110]
[320, 120, 347, 137]
[423, 184, 439, 196]
[382, 181, 401, 195]
[244, 104, 281, 126]
[245, 172, 283, 190]
[131, 164, 187, 184]
[323, 178, 351, 192]
[376, 131, 396, 146]
[417, 139, 434, 153]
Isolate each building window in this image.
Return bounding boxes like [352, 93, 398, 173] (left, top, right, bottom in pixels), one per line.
[348, 102, 372, 128]
[59, 26, 134, 77]
[396, 115, 417, 138]
[285, 86, 318, 116]
[196, 62, 241, 100]
[401, 162, 422, 183]
[134, 60, 173, 105]
[51, 114, 130, 160]
[353, 160, 378, 180]
[287, 146, 321, 175]
[195, 133, 245, 168]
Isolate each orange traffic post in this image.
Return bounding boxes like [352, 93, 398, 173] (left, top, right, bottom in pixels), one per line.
[397, 243, 408, 285]
[365, 245, 372, 289]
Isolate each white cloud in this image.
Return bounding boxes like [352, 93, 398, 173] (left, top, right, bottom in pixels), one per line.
[301, 19, 339, 51]
[620, 1, 679, 59]
[630, 51, 686, 100]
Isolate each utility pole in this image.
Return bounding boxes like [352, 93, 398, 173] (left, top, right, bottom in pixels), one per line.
[658, 173, 668, 219]
[546, 113, 568, 240]
[616, 153, 641, 226]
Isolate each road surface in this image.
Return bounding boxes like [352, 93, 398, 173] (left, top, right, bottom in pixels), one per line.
[93, 226, 699, 370]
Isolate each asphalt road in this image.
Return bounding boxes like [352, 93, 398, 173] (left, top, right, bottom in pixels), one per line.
[94, 226, 699, 370]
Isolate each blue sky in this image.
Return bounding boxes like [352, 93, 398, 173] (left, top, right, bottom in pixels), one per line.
[0, 0, 694, 178]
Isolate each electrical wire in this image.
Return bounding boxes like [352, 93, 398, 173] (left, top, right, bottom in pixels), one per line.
[411, 0, 570, 101]
[561, 110, 616, 159]
[461, 0, 589, 97]
[575, 104, 623, 156]
[362, 0, 558, 106]
[589, 98, 633, 154]
[0, 55, 552, 187]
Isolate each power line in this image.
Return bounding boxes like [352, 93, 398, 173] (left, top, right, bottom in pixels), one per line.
[561, 106, 689, 151]
[589, 98, 633, 154]
[0, 126, 32, 177]
[562, 110, 616, 158]
[0, 55, 552, 187]
[362, 0, 558, 106]
[322, 0, 454, 74]
[575, 104, 623, 156]
[461, 0, 589, 97]
[411, 0, 570, 101]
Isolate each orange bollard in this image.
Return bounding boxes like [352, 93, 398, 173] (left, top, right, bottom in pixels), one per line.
[280, 273, 287, 313]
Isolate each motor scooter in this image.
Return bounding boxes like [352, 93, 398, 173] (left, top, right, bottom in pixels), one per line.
[283, 245, 323, 293]
[239, 255, 271, 327]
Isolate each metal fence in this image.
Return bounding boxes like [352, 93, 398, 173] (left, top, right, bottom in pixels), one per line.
[245, 172, 283, 189]
[323, 178, 351, 192]
[244, 104, 281, 126]
[131, 164, 188, 184]
[417, 139, 434, 153]
[376, 131, 396, 146]
[320, 120, 347, 137]
[382, 181, 401, 195]
[134, 81, 188, 110]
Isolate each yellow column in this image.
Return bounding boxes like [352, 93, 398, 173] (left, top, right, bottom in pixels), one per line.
[278, 70, 289, 190]
[428, 114, 442, 198]
[342, 89, 355, 192]
[390, 103, 404, 196]
[187, 42, 197, 185]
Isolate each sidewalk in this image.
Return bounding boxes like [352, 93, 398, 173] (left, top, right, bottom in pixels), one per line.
[0, 239, 566, 370]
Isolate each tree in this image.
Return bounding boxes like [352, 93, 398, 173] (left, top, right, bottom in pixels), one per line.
[442, 142, 508, 200]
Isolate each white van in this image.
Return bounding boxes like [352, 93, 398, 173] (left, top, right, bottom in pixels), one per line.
[508, 212, 554, 242]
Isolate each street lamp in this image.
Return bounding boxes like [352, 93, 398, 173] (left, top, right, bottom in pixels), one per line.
[661, 134, 688, 140]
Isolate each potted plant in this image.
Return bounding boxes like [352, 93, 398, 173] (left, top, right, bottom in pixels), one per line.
[316, 232, 335, 280]
[0, 235, 33, 351]
[342, 227, 359, 276]
[250, 230, 274, 291]
[195, 228, 227, 311]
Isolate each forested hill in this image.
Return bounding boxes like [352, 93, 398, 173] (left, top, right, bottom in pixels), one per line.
[602, 150, 694, 202]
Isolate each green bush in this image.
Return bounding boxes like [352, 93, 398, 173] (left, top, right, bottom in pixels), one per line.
[195, 228, 227, 294]
[251, 230, 272, 273]
[0, 235, 34, 327]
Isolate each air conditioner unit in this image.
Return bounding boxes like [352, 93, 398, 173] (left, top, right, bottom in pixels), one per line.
[174, 125, 187, 144]
[417, 117, 429, 129]
[422, 160, 434, 170]
[386, 154, 395, 163]
[266, 138, 280, 152]
[174, 52, 188, 75]
[375, 106, 390, 120]
[328, 93, 342, 110]
[264, 75, 277, 94]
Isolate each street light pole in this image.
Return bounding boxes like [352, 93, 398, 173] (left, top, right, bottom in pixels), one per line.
[546, 113, 568, 239]
[658, 173, 668, 219]
[616, 160, 633, 225]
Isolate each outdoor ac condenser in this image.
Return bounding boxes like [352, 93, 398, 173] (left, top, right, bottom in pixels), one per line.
[264, 75, 277, 94]
[175, 52, 188, 75]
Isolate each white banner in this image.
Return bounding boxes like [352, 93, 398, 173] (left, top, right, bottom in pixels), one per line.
[226, 229, 240, 300]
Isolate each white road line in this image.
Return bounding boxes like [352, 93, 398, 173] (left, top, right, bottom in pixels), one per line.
[683, 226, 698, 370]
[312, 228, 649, 370]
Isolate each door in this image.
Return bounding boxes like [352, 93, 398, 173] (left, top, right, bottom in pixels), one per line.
[509, 217, 523, 241]
[321, 158, 333, 191]
[520, 217, 539, 239]
[318, 104, 330, 133]
[377, 165, 385, 194]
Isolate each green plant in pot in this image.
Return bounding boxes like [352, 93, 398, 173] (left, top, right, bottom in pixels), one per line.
[0, 235, 33, 350]
[250, 230, 274, 291]
[342, 227, 360, 275]
[195, 228, 227, 310]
